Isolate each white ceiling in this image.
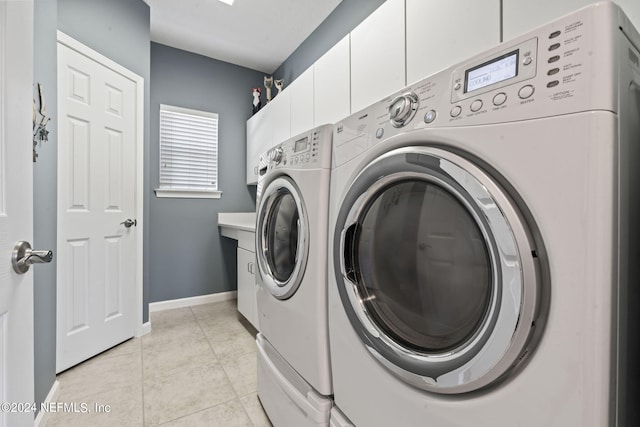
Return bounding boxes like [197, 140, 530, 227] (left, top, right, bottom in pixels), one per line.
[144, 0, 343, 73]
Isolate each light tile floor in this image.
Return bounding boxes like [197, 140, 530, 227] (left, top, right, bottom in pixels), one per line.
[48, 299, 272, 427]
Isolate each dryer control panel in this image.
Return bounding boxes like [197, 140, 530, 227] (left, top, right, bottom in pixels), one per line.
[450, 37, 538, 105]
[333, 2, 634, 167]
[259, 124, 333, 178]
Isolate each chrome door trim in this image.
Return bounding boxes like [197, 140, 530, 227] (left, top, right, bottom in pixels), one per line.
[334, 146, 546, 394]
[256, 175, 309, 300]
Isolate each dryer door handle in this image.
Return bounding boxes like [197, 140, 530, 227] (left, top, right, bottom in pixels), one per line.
[342, 223, 358, 284]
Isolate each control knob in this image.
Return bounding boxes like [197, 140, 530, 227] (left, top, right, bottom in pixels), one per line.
[271, 147, 284, 164]
[389, 92, 419, 128]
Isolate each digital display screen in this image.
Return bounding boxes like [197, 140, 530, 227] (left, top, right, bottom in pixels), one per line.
[294, 137, 308, 152]
[465, 50, 519, 93]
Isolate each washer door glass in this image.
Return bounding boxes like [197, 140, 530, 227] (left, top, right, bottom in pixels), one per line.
[335, 146, 547, 394]
[265, 190, 299, 282]
[354, 180, 491, 353]
[257, 176, 309, 299]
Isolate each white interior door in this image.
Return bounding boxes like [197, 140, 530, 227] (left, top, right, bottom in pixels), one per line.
[0, 2, 35, 426]
[56, 35, 140, 372]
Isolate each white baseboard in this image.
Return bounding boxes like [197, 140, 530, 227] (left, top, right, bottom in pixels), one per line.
[34, 380, 60, 427]
[135, 321, 151, 337]
[149, 291, 237, 313]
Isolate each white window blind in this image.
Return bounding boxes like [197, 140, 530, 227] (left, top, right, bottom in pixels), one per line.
[156, 104, 221, 198]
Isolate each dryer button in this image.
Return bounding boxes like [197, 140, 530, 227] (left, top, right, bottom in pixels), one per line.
[376, 128, 384, 139]
[549, 43, 561, 51]
[424, 110, 437, 124]
[470, 99, 483, 112]
[518, 85, 535, 99]
[450, 105, 462, 117]
[493, 92, 507, 106]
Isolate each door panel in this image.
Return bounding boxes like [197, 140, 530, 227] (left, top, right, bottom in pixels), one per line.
[0, 2, 35, 426]
[333, 147, 546, 394]
[256, 177, 308, 300]
[57, 38, 138, 372]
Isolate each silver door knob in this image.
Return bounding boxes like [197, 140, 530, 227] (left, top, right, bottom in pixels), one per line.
[120, 219, 137, 228]
[12, 241, 53, 274]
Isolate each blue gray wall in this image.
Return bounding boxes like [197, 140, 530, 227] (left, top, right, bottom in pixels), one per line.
[270, 0, 385, 88]
[149, 43, 260, 302]
[148, 0, 385, 301]
[33, 0, 58, 410]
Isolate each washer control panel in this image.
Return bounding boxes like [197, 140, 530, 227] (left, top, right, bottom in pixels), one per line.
[450, 37, 538, 104]
[261, 124, 333, 174]
[369, 4, 613, 130]
[337, 3, 623, 166]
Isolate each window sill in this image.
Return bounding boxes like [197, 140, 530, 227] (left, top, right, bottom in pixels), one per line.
[154, 189, 222, 199]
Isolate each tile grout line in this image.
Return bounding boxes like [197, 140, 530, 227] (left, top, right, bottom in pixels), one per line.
[192, 305, 240, 397]
[192, 304, 260, 426]
[140, 336, 147, 427]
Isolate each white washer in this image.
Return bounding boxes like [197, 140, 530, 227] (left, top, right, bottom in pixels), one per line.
[256, 124, 333, 425]
[328, 3, 639, 426]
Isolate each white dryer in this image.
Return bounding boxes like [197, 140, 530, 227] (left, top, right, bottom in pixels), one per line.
[328, 3, 640, 426]
[255, 124, 333, 425]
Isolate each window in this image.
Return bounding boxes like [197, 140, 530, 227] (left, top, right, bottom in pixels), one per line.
[155, 104, 221, 199]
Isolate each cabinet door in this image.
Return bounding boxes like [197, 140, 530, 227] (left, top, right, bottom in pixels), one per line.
[502, 0, 592, 40]
[290, 67, 315, 136]
[350, 0, 406, 113]
[237, 247, 259, 329]
[314, 34, 350, 126]
[270, 88, 291, 145]
[406, 0, 500, 84]
[246, 104, 273, 185]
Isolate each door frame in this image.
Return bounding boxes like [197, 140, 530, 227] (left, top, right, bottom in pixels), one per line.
[56, 31, 145, 337]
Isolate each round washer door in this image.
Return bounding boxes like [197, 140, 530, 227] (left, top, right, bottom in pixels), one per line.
[257, 176, 309, 299]
[334, 146, 547, 394]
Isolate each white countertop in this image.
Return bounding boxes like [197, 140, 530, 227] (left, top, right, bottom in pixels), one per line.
[217, 212, 256, 232]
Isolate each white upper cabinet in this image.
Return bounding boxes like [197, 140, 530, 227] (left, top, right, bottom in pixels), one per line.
[350, 0, 406, 113]
[289, 67, 315, 137]
[246, 88, 293, 185]
[246, 102, 274, 185]
[314, 34, 351, 126]
[270, 88, 291, 145]
[406, 0, 500, 85]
